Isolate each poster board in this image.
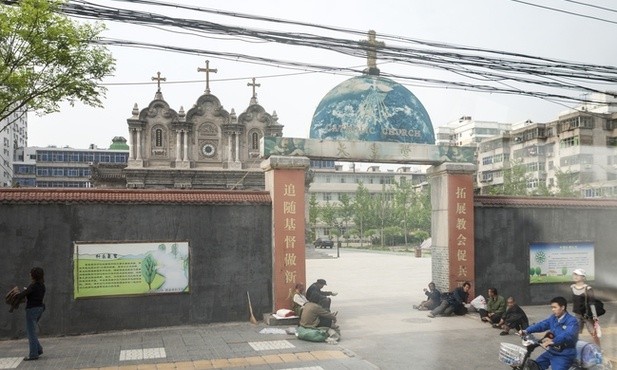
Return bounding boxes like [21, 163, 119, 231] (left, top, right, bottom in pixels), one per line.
[529, 242, 594, 284]
[74, 241, 190, 298]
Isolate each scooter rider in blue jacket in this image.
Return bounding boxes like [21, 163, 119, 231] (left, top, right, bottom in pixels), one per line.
[519, 296, 579, 370]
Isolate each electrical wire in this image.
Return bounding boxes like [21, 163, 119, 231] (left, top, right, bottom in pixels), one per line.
[507, 0, 617, 25]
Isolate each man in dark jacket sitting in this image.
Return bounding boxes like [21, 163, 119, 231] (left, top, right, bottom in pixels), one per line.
[494, 296, 529, 335]
[427, 281, 471, 318]
[306, 279, 337, 310]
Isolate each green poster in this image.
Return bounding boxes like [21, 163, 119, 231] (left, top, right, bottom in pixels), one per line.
[74, 241, 190, 298]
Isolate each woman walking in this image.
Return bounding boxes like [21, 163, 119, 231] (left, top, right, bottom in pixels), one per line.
[571, 268, 601, 347]
[15, 267, 46, 361]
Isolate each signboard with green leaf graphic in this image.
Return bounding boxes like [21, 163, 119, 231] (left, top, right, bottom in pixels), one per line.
[73, 241, 190, 298]
[529, 242, 594, 284]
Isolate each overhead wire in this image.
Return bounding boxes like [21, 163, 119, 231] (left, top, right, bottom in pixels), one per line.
[5, 0, 616, 106]
[507, 0, 617, 26]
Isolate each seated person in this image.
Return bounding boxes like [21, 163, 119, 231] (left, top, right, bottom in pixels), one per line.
[493, 296, 528, 335]
[519, 296, 579, 370]
[292, 283, 308, 316]
[413, 282, 441, 311]
[478, 287, 505, 324]
[299, 302, 340, 343]
[306, 279, 337, 310]
[427, 281, 470, 318]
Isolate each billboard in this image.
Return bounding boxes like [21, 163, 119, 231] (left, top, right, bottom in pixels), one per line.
[529, 242, 594, 284]
[74, 241, 190, 298]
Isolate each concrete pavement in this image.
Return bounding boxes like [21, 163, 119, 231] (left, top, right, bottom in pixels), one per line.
[0, 247, 614, 369]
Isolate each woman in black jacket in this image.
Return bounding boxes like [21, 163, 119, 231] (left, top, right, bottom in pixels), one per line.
[16, 267, 46, 361]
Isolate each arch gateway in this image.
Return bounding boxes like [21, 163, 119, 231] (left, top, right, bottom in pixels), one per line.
[260, 138, 477, 309]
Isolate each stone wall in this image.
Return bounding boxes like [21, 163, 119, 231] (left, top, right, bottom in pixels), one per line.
[474, 196, 617, 305]
[0, 189, 272, 339]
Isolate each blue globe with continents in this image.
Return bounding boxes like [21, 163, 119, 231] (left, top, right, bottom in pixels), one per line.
[310, 75, 435, 144]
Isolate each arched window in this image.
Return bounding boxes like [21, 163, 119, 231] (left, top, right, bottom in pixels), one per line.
[155, 129, 163, 147]
[251, 132, 259, 150]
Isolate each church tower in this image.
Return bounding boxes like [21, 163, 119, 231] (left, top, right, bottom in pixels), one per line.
[124, 62, 283, 189]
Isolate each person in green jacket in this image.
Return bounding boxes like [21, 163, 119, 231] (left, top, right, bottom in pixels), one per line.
[478, 287, 505, 324]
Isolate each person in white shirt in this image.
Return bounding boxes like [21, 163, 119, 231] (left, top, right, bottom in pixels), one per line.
[292, 283, 309, 316]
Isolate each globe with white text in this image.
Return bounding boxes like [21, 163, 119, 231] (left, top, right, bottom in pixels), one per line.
[310, 74, 435, 143]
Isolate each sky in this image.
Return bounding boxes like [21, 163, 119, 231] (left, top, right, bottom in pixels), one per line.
[26, 0, 617, 150]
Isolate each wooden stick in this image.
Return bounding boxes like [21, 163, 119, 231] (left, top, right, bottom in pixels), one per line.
[247, 291, 258, 324]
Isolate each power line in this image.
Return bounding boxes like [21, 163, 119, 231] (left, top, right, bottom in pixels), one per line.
[558, 0, 617, 14]
[508, 0, 617, 25]
[5, 0, 616, 106]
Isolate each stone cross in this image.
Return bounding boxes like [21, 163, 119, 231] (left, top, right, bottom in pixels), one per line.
[197, 60, 218, 93]
[151, 71, 166, 92]
[248, 77, 261, 99]
[360, 30, 385, 72]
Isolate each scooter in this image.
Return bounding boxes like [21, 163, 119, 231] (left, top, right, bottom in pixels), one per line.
[498, 332, 610, 370]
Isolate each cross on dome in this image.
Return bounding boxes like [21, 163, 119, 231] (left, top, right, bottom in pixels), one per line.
[359, 30, 385, 76]
[197, 60, 218, 93]
[151, 71, 166, 92]
[248, 77, 261, 105]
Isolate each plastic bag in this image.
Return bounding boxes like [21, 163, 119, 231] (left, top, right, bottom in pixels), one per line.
[470, 295, 487, 310]
[576, 341, 603, 368]
[296, 326, 329, 342]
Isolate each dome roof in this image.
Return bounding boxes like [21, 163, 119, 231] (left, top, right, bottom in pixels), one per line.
[310, 75, 434, 144]
[109, 136, 129, 150]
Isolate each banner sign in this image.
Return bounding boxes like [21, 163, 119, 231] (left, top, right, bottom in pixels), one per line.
[74, 241, 190, 298]
[261, 137, 475, 165]
[529, 242, 594, 284]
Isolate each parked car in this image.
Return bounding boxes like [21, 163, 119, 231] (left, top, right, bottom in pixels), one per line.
[314, 238, 334, 249]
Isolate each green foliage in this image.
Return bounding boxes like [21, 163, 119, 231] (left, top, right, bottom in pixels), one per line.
[535, 266, 542, 276]
[554, 169, 579, 198]
[562, 266, 568, 276]
[171, 243, 178, 258]
[141, 254, 158, 290]
[489, 160, 528, 196]
[0, 0, 115, 131]
[529, 267, 535, 276]
[308, 193, 319, 241]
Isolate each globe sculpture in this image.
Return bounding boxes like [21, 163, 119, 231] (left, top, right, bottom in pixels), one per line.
[310, 74, 435, 144]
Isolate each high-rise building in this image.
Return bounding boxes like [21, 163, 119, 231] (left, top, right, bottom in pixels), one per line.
[0, 104, 27, 187]
[435, 116, 511, 146]
[477, 93, 617, 197]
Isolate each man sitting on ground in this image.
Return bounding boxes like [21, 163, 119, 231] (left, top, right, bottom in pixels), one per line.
[299, 302, 340, 343]
[413, 282, 441, 311]
[479, 287, 506, 324]
[493, 296, 528, 335]
[427, 281, 471, 318]
[306, 279, 337, 310]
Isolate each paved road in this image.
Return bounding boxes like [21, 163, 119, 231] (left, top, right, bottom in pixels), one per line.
[0, 248, 613, 369]
[308, 247, 616, 369]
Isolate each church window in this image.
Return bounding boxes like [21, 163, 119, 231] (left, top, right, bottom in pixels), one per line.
[155, 129, 163, 147]
[252, 132, 259, 150]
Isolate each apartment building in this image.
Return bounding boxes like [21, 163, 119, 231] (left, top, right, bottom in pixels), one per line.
[477, 93, 617, 196]
[0, 105, 27, 187]
[12, 137, 129, 188]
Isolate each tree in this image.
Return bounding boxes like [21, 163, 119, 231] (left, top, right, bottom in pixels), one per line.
[141, 254, 158, 290]
[338, 194, 354, 246]
[489, 160, 528, 196]
[308, 193, 319, 241]
[554, 169, 579, 197]
[352, 182, 372, 247]
[0, 0, 115, 132]
[393, 179, 412, 246]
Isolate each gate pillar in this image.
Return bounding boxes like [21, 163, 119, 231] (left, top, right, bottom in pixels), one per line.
[261, 156, 310, 311]
[427, 162, 476, 293]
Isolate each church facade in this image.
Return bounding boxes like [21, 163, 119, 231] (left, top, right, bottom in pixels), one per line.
[124, 70, 283, 189]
